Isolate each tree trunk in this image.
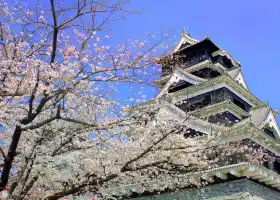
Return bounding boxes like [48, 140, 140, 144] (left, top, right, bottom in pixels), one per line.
[0, 126, 22, 189]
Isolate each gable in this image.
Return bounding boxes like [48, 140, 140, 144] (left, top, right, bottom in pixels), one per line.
[172, 30, 199, 53]
[155, 70, 206, 98]
[235, 71, 248, 90]
[264, 110, 280, 140]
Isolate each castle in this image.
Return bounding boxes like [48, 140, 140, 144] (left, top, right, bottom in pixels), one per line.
[114, 30, 280, 200]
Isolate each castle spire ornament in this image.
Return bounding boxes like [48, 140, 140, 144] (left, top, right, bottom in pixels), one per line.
[183, 27, 187, 34]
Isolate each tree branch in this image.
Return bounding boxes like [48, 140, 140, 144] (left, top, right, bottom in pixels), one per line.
[20, 176, 38, 199]
[28, 70, 40, 118]
[0, 147, 7, 162]
[121, 128, 179, 172]
[0, 126, 22, 189]
[51, 137, 73, 157]
[60, 116, 129, 131]
[46, 174, 118, 200]
[22, 106, 61, 131]
[50, 0, 58, 64]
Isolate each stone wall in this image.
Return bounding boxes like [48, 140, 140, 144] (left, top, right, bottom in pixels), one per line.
[130, 179, 280, 200]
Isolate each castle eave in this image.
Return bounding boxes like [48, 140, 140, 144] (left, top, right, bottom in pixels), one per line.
[189, 100, 250, 120]
[170, 75, 263, 107]
[106, 163, 280, 197]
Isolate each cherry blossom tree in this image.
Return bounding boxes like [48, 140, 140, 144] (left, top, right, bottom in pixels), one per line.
[0, 1, 271, 200]
[0, 0, 172, 198]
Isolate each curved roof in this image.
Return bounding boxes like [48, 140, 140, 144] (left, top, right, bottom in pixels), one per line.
[250, 106, 270, 128]
[155, 69, 206, 99]
[212, 50, 241, 67]
[250, 106, 280, 140]
[175, 67, 207, 83]
[172, 29, 199, 53]
[227, 68, 240, 79]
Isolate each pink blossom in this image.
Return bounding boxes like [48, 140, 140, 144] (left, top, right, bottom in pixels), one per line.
[138, 42, 145, 48]
[39, 15, 44, 21]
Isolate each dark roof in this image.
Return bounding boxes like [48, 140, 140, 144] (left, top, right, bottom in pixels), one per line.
[175, 37, 220, 55]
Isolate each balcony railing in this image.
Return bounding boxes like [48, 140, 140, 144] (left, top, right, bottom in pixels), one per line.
[176, 87, 252, 113]
[161, 52, 210, 77]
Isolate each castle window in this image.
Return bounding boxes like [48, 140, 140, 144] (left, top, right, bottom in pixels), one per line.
[168, 80, 193, 93]
[214, 56, 234, 69]
[233, 97, 246, 111]
[274, 159, 280, 174]
[262, 127, 276, 139]
[208, 111, 240, 127]
[191, 68, 221, 79]
[175, 87, 252, 113]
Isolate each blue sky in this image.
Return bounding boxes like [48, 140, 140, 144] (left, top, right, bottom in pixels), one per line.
[107, 0, 280, 119]
[8, 0, 279, 117]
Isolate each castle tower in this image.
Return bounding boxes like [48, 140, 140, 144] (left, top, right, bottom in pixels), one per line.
[119, 31, 280, 199]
